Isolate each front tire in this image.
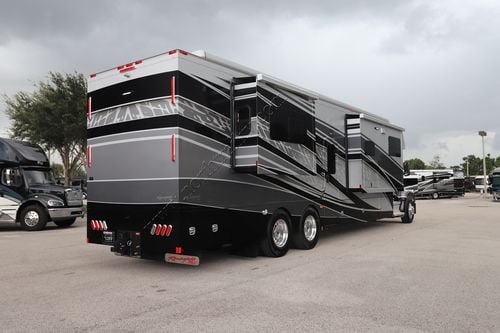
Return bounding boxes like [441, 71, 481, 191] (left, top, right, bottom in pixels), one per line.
[260, 209, 291, 257]
[20, 204, 48, 231]
[432, 192, 439, 200]
[292, 208, 320, 250]
[54, 218, 77, 228]
[401, 196, 416, 224]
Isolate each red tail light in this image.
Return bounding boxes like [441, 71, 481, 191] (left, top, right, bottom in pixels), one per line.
[175, 247, 183, 254]
[165, 225, 172, 237]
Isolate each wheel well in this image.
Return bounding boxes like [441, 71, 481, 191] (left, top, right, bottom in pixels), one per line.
[16, 201, 47, 222]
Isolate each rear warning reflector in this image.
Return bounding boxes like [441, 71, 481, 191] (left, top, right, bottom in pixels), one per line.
[171, 134, 176, 161]
[87, 96, 92, 120]
[170, 76, 176, 104]
[165, 253, 199, 266]
[87, 146, 92, 168]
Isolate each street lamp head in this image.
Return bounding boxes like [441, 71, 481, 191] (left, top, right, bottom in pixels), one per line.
[478, 130, 487, 136]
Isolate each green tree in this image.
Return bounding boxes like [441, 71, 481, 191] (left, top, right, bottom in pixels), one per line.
[460, 154, 498, 175]
[51, 163, 64, 177]
[428, 155, 445, 169]
[404, 158, 426, 170]
[5, 72, 87, 185]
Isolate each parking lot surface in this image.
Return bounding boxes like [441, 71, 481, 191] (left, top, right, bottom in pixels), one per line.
[0, 193, 499, 332]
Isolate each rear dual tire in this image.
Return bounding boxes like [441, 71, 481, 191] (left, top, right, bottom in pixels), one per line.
[292, 208, 320, 250]
[260, 208, 320, 257]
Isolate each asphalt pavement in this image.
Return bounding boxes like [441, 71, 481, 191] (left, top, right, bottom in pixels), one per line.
[0, 193, 499, 332]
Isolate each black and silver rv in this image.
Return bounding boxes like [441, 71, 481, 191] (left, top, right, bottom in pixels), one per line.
[86, 49, 415, 265]
[0, 138, 84, 230]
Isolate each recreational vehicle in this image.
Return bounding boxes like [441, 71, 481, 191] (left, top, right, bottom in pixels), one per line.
[404, 169, 464, 199]
[0, 138, 84, 230]
[490, 168, 500, 201]
[86, 49, 415, 265]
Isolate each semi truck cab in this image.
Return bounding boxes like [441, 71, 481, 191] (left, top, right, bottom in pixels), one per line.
[0, 138, 84, 231]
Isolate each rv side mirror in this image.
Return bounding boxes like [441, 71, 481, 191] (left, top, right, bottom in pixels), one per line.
[403, 162, 409, 174]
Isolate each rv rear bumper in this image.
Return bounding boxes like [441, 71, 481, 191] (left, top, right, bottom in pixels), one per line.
[48, 207, 85, 221]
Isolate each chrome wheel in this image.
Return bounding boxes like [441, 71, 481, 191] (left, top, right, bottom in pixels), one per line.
[24, 211, 40, 227]
[303, 215, 317, 242]
[408, 203, 415, 219]
[272, 218, 289, 248]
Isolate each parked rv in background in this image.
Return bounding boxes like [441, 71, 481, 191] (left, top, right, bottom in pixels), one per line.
[472, 175, 490, 194]
[404, 169, 464, 199]
[489, 168, 500, 201]
[0, 138, 84, 230]
[86, 49, 415, 265]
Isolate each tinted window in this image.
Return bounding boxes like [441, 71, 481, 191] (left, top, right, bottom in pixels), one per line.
[235, 102, 253, 136]
[270, 106, 314, 149]
[389, 136, 401, 157]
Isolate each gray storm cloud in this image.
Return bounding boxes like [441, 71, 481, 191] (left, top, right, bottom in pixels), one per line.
[0, 0, 499, 165]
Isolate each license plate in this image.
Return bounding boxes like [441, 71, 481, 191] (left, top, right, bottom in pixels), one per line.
[102, 231, 114, 244]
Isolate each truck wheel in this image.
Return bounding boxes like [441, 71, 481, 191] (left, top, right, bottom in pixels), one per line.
[54, 218, 77, 228]
[20, 204, 48, 231]
[292, 208, 320, 250]
[432, 192, 439, 200]
[260, 209, 291, 257]
[401, 197, 416, 224]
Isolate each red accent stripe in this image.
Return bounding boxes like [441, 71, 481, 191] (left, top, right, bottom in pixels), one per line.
[171, 134, 175, 161]
[90, 73, 96, 78]
[170, 76, 175, 104]
[168, 49, 177, 55]
[134, 60, 142, 65]
[179, 50, 188, 55]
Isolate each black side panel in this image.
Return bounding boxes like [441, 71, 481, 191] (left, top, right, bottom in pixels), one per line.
[87, 203, 268, 257]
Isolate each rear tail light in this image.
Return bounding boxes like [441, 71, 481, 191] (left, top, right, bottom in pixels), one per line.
[89, 219, 108, 231]
[150, 224, 173, 237]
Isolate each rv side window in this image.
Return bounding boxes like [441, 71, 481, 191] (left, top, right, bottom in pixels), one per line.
[1, 168, 23, 187]
[270, 107, 313, 147]
[388, 136, 401, 157]
[364, 140, 375, 156]
[236, 104, 252, 136]
[327, 144, 336, 174]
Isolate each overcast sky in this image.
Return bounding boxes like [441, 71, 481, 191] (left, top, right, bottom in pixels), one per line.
[1, 0, 499, 167]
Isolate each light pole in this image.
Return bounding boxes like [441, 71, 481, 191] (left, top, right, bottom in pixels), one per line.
[478, 131, 487, 197]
